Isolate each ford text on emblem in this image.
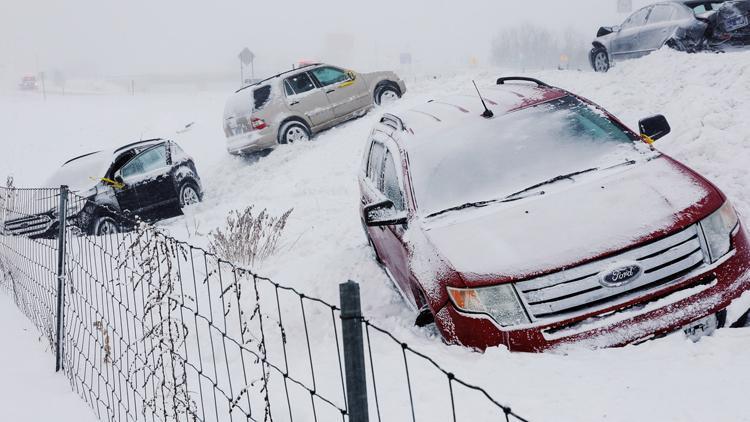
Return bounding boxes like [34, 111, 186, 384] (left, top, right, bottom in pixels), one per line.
[599, 262, 643, 287]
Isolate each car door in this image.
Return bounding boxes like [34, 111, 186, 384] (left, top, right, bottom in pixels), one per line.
[283, 72, 335, 128]
[310, 66, 371, 119]
[638, 4, 678, 51]
[363, 140, 415, 305]
[116, 144, 175, 216]
[611, 7, 652, 59]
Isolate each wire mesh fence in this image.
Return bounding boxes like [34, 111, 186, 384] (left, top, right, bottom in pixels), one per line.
[0, 185, 531, 422]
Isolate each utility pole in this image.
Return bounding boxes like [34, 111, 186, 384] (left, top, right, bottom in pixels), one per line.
[40, 72, 47, 100]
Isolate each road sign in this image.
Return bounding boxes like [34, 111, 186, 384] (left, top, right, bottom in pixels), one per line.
[238, 48, 255, 66]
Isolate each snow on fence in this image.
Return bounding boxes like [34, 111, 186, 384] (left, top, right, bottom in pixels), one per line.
[0, 185, 530, 422]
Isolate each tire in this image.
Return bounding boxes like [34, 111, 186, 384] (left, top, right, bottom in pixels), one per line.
[178, 181, 202, 209]
[591, 47, 610, 73]
[278, 121, 310, 144]
[92, 215, 119, 236]
[375, 84, 401, 105]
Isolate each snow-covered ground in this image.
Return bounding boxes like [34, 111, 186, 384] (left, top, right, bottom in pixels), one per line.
[2, 49, 750, 421]
[0, 293, 99, 422]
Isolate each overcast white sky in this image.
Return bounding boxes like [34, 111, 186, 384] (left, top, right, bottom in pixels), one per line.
[0, 0, 654, 79]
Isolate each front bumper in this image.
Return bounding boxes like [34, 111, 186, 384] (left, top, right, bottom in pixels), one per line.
[226, 126, 277, 155]
[437, 226, 750, 352]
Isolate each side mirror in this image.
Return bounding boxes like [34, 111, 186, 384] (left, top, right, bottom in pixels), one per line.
[639, 114, 671, 143]
[346, 70, 356, 81]
[597, 26, 614, 37]
[614, 25, 622, 32]
[364, 199, 407, 227]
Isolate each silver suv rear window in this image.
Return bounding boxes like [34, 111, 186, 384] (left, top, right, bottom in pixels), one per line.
[253, 85, 272, 110]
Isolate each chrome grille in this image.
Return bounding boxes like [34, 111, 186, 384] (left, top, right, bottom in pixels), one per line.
[3, 214, 54, 237]
[516, 225, 707, 321]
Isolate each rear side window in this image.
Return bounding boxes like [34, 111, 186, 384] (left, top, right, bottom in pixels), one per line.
[382, 151, 405, 211]
[366, 142, 386, 187]
[623, 7, 650, 28]
[253, 85, 271, 110]
[285, 73, 316, 96]
[648, 5, 674, 23]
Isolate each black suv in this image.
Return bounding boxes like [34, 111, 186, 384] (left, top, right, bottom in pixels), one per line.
[3, 139, 203, 237]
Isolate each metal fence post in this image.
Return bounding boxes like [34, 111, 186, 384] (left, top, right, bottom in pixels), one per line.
[340, 280, 369, 422]
[55, 185, 69, 372]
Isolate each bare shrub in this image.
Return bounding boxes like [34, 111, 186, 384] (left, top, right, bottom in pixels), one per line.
[208, 206, 293, 268]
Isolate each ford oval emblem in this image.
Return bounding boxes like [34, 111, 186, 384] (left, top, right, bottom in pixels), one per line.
[599, 262, 643, 288]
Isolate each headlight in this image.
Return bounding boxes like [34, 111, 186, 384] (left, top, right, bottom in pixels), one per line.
[700, 201, 739, 263]
[49, 196, 86, 219]
[447, 284, 530, 327]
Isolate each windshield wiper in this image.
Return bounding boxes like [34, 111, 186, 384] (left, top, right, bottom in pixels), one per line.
[502, 167, 599, 201]
[427, 167, 600, 219]
[426, 161, 642, 219]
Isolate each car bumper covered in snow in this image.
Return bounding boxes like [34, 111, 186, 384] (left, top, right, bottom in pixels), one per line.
[438, 225, 750, 352]
[226, 126, 277, 155]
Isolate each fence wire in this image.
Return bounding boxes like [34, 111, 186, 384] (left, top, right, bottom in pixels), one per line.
[0, 185, 531, 422]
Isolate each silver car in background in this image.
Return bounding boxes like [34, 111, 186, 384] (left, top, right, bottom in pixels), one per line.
[590, 0, 750, 72]
[223, 63, 407, 155]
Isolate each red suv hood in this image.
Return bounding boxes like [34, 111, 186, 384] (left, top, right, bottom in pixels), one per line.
[421, 156, 721, 287]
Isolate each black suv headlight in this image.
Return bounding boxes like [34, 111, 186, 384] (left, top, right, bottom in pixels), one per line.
[700, 201, 740, 263]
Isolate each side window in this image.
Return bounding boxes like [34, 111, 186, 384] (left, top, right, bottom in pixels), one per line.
[623, 8, 650, 29]
[253, 85, 272, 110]
[366, 142, 385, 187]
[648, 5, 674, 23]
[284, 73, 316, 96]
[120, 145, 167, 179]
[382, 150, 405, 211]
[310, 67, 350, 87]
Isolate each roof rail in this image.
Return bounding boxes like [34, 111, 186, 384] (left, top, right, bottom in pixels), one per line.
[235, 63, 321, 93]
[496, 77, 551, 87]
[380, 113, 405, 131]
[113, 138, 164, 154]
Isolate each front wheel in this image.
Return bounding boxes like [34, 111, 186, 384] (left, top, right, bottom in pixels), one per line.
[278, 121, 310, 144]
[92, 215, 119, 236]
[178, 182, 201, 209]
[591, 47, 610, 73]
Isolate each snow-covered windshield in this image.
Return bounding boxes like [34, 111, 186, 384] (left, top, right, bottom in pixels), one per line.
[44, 151, 113, 191]
[409, 95, 651, 217]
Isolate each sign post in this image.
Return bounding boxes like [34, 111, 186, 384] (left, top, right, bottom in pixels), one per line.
[238, 48, 256, 84]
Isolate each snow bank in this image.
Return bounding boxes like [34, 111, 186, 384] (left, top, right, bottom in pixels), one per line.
[0, 293, 98, 422]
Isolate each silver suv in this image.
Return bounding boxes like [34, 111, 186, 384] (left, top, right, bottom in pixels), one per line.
[223, 63, 407, 155]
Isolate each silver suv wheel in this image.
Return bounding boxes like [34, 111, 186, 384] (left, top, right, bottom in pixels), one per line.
[279, 121, 310, 144]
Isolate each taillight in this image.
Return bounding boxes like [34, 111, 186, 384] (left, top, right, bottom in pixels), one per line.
[251, 118, 267, 130]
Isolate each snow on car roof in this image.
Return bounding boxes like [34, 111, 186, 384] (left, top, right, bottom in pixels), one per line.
[390, 83, 568, 145]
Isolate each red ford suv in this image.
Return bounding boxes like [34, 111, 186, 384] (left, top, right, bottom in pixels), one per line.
[358, 77, 750, 352]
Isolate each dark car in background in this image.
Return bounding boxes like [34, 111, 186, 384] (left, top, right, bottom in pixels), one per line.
[591, 0, 750, 72]
[2, 139, 203, 238]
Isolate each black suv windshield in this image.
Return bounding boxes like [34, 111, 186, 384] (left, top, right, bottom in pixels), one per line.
[409, 95, 651, 217]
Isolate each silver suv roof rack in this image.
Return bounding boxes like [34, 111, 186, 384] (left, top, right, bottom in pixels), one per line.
[380, 113, 405, 131]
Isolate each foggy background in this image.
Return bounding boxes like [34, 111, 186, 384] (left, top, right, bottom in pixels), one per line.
[1, 0, 656, 90]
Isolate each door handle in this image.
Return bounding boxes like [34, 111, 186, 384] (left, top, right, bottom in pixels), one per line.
[290, 100, 300, 106]
[326, 89, 335, 94]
